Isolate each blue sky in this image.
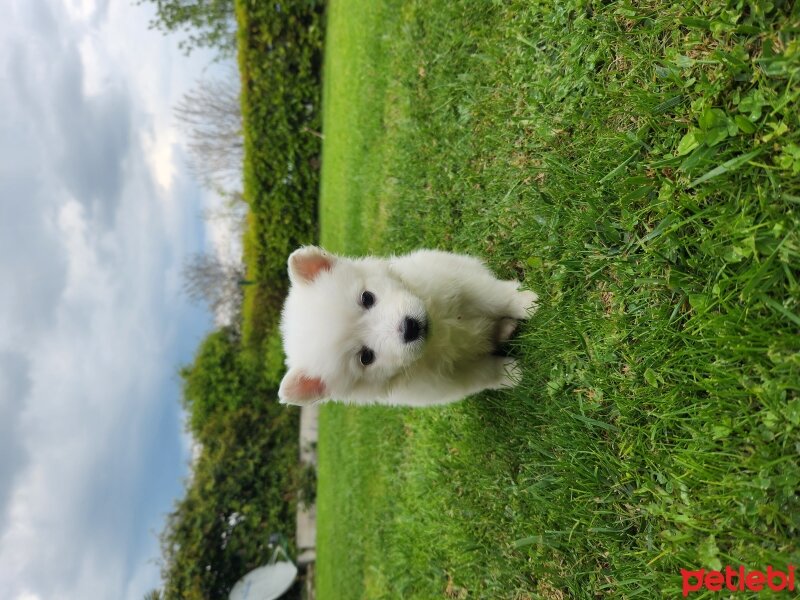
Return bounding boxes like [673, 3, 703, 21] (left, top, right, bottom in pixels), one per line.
[0, 0, 234, 597]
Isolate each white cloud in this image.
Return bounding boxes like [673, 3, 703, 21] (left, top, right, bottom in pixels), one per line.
[0, 0, 224, 598]
[63, 0, 100, 22]
[141, 127, 181, 192]
[57, 199, 115, 306]
[77, 34, 107, 98]
[0, 168, 180, 600]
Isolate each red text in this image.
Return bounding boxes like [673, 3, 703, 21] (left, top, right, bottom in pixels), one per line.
[682, 565, 795, 596]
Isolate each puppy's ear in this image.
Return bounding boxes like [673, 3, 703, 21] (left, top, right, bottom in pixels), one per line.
[288, 246, 336, 285]
[279, 368, 326, 405]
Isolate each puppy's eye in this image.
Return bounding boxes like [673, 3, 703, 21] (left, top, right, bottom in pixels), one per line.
[359, 347, 375, 366]
[360, 291, 375, 309]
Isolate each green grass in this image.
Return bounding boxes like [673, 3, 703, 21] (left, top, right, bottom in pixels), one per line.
[318, 0, 400, 251]
[316, 0, 800, 598]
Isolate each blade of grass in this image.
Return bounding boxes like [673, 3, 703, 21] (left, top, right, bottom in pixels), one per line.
[688, 147, 763, 187]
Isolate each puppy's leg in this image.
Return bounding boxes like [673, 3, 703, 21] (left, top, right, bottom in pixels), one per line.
[497, 280, 539, 320]
[450, 356, 522, 392]
[393, 250, 538, 320]
[386, 356, 521, 406]
[496, 317, 518, 343]
[454, 274, 537, 321]
[424, 252, 538, 320]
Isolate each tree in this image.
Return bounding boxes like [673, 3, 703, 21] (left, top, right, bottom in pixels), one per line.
[137, 0, 237, 59]
[182, 252, 248, 327]
[174, 72, 243, 193]
[201, 187, 248, 267]
[158, 402, 300, 600]
[180, 328, 247, 435]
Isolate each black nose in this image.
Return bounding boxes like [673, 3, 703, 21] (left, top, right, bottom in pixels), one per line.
[402, 317, 422, 343]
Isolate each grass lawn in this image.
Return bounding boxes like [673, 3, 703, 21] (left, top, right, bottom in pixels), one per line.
[316, 1, 800, 598]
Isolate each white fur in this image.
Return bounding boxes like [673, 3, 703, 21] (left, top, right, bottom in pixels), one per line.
[279, 246, 538, 406]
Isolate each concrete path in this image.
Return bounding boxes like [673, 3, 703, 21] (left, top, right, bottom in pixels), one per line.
[296, 404, 318, 564]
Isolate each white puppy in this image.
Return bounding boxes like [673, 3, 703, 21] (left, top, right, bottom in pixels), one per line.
[279, 246, 538, 406]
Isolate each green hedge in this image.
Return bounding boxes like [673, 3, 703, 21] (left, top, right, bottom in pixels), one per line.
[179, 329, 278, 439]
[237, 0, 325, 333]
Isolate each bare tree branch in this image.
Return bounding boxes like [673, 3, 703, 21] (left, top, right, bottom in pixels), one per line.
[175, 70, 243, 192]
[182, 252, 248, 328]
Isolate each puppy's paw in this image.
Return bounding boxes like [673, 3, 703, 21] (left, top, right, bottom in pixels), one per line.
[496, 317, 518, 343]
[496, 357, 522, 389]
[510, 288, 539, 320]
